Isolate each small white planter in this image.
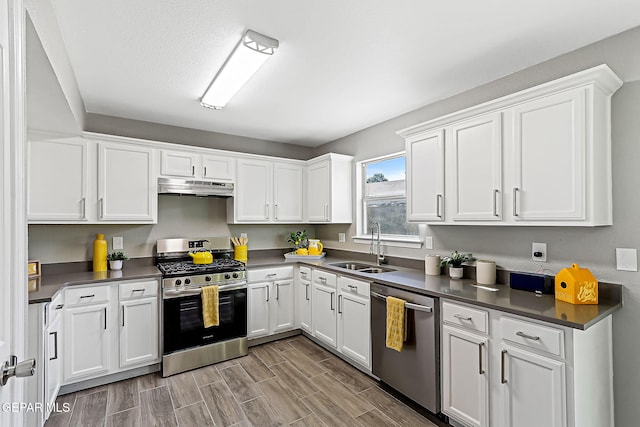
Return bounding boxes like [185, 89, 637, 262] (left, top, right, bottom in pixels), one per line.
[109, 260, 123, 270]
[449, 266, 463, 280]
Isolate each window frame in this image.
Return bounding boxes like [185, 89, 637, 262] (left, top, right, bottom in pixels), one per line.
[354, 152, 423, 249]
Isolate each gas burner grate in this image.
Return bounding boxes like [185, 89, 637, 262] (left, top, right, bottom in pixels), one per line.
[157, 259, 246, 276]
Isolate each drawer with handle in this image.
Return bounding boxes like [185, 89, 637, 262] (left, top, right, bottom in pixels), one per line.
[442, 300, 488, 334]
[248, 266, 293, 283]
[119, 280, 158, 300]
[299, 266, 312, 281]
[338, 277, 370, 298]
[47, 291, 65, 324]
[65, 285, 109, 306]
[501, 316, 565, 357]
[312, 270, 337, 288]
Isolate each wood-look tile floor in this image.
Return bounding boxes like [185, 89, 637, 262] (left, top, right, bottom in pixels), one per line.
[44, 336, 440, 427]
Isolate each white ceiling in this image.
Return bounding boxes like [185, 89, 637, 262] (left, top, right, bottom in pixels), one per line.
[48, 0, 640, 146]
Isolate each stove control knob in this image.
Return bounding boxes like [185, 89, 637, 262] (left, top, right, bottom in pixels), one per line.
[205, 276, 212, 282]
[232, 273, 239, 279]
[184, 278, 191, 285]
[175, 279, 182, 286]
[224, 273, 231, 280]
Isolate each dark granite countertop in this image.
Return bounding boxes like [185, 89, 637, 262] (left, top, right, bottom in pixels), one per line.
[246, 255, 622, 330]
[28, 265, 162, 304]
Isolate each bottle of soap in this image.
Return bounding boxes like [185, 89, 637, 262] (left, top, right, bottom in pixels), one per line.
[93, 233, 107, 272]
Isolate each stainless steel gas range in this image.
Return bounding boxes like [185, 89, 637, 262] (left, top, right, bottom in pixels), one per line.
[156, 237, 247, 377]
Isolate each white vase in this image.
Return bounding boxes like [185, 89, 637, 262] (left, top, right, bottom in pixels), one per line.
[449, 266, 463, 279]
[109, 260, 123, 270]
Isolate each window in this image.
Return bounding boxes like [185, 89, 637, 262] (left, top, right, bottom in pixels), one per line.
[360, 153, 419, 238]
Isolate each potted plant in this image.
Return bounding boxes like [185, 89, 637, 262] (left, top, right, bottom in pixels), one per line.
[440, 251, 474, 279]
[107, 251, 129, 270]
[287, 230, 308, 255]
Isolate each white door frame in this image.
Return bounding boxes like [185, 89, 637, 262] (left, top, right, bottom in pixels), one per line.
[0, 0, 27, 426]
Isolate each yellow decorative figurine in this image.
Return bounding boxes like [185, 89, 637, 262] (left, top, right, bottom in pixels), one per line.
[555, 263, 598, 304]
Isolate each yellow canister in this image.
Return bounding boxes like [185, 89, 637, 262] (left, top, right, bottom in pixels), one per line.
[234, 245, 248, 264]
[555, 263, 598, 304]
[93, 233, 108, 272]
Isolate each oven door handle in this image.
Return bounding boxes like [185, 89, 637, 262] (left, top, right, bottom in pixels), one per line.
[371, 291, 433, 313]
[163, 282, 247, 298]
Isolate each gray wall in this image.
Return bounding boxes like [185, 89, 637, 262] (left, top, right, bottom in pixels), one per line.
[314, 26, 640, 427]
[28, 196, 316, 263]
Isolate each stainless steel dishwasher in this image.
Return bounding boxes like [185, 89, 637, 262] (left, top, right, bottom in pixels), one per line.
[371, 283, 440, 414]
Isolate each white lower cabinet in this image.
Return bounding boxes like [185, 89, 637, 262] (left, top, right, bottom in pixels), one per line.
[296, 267, 313, 333]
[441, 299, 614, 427]
[311, 270, 338, 348]
[337, 277, 370, 369]
[119, 290, 159, 368]
[247, 267, 295, 338]
[63, 279, 160, 385]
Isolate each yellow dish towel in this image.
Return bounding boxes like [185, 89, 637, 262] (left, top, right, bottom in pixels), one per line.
[386, 296, 406, 352]
[202, 285, 219, 328]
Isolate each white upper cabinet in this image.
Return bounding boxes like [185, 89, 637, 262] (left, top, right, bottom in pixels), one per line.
[28, 135, 158, 224]
[229, 158, 304, 223]
[449, 113, 502, 221]
[28, 137, 89, 221]
[161, 149, 235, 181]
[306, 153, 353, 223]
[98, 142, 157, 222]
[398, 65, 622, 226]
[406, 129, 445, 222]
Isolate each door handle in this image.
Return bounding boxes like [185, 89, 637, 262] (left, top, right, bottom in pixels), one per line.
[478, 342, 484, 375]
[274, 204, 278, 220]
[266, 285, 270, 302]
[513, 188, 519, 217]
[516, 331, 540, 341]
[81, 197, 86, 219]
[104, 307, 107, 330]
[49, 331, 58, 361]
[275, 283, 280, 300]
[436, 194, 443, 218]
[99, 198, 104, 219]
[330, 292, 335, 311]
[501, 350, 507, 384]
[493, 189, 499, 217]
[453, 313, 472, 321]
[192, 165, 195, 176]
[305, 283, 309, 301]
[338, 295, 342, 314]
[203, 166, 207, 177]
[122, 306, 125, 326]
[1, 356, 36, 386]
[370, 291, 433, 313]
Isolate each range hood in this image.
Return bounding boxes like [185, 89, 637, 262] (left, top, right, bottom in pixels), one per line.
[158, 177, 234, 197]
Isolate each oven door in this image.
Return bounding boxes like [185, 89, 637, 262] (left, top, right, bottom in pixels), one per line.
[163, 286, 247, 354]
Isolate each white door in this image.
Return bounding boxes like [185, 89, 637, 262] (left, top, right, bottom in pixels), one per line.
[99, 142, 156, 222]
[161, 150, 198, 177]
[306, 160, 331, 222]
[312, 283, 337, 348]
[202, 154, 235, 181]
[450, 113, 502, 221]
[338, 292, 370, 368]
[272, 280, 294, 333]
[236, 159, 272, 222]
[512, 88, 586, 221]
[0, 1, 27, 425]
[247, 283, 271, 337]
[63, 303, 110, 382]
[273, 162, 303, 222]
[120, 298, 159, 368]
[501, 345, 566, 427]
[406, 129, 445, 221]
[27, 138, 89, 221]
[441, 325, 489, 427]
[297, 280, 312, 333]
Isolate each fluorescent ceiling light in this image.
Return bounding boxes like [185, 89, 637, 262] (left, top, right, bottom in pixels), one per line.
[201, 30, 279, 109]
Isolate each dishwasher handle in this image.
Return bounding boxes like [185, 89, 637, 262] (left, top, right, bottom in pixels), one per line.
[371, 291, 433, 313]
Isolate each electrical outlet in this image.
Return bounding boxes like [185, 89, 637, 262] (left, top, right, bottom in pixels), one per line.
[240, 233, 247, 238]
[532, 242, 547, 262]
[425, 236, 433, 250]
[113, 236, 123, 250]
[338, 233, 346, 243]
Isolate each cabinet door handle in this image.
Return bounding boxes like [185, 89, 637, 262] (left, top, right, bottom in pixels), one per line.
[81, 197, 86, 219]
[319, 277, 327, 283]
[203, 166, 207, 177]
[266, 273, 277, 278]
[330, 291, 335, 311]
[478, 342, 484, 375]
[453, 313, 472, 321]
[516, 331, 540, 341]
[436, 194, 443, 218]
[192, 165, 195, 176]
[305, 283, 309, 301]
[493, 189, 499, 217]
[266, 285, 270, 302]
[80, 294, 95, 299]
[122, 306, 125, 327]
[274, 204, 278, 220]
[338, 295, 342, 314]
[55, 304, 64, 310]
[132, 289, 145, 294]
[104, 307, 107, 330]
[501, 350, 507, 384]
[275, 283, 280, 300]
[347, 284, 358, 292]
[265, 204, 269, 219]
[513, 188, 519, 217]
[300, 271, 307, 278]
[99, 198, 104, 219]
[324, 203, 329, 221]
[49, 331, 58, 361]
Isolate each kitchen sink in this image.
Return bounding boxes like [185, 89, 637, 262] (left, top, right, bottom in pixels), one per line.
[328, 262, 396, 274]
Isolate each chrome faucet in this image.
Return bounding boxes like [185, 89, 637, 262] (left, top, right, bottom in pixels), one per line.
[370, 222, 385, 265]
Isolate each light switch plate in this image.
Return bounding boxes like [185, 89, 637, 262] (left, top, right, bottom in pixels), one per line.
[616, 248, 638, 271]
[113, 236, 123, 250]
[338, 233, 346, 243]
[425, 236, 433, 250]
